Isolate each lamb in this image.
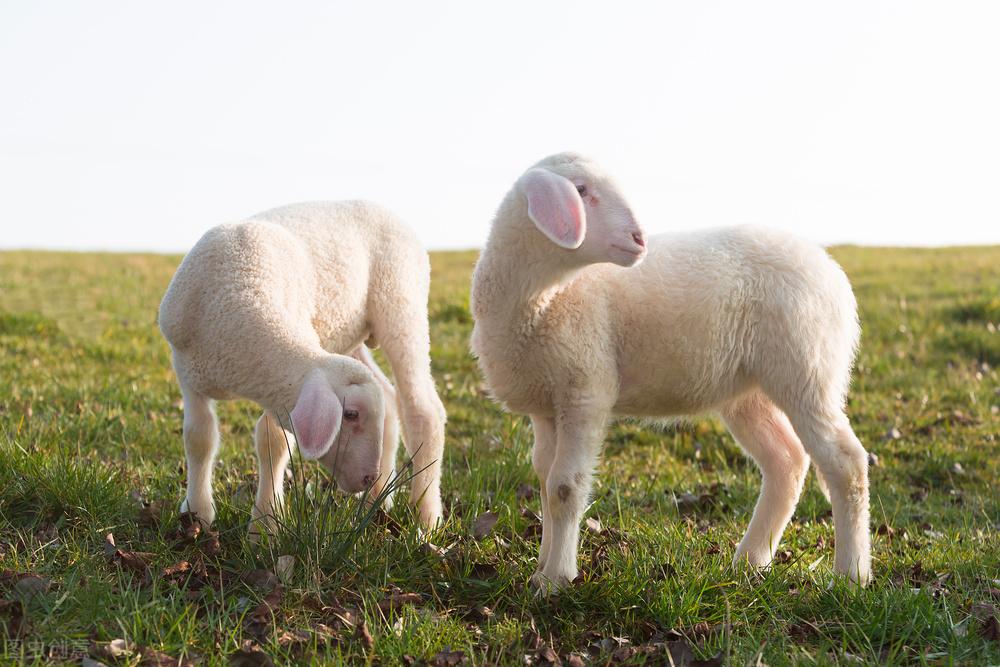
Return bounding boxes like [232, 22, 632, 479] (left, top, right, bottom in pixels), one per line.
[159, 200, 447, 534]
[470, 152, 871, 592]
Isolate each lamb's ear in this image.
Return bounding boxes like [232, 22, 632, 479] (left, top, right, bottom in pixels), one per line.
[519, 168, 586, 249]
[290, 373, 343, 460]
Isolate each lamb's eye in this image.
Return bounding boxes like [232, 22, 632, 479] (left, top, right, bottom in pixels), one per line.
[344, 409, 359, 421]
[576, 184, 587, 196]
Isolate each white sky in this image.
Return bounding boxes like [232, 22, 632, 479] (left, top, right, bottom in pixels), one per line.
[1, 1, 998, 251]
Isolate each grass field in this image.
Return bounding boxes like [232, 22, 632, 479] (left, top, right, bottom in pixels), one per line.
[1, 246, 999, 666]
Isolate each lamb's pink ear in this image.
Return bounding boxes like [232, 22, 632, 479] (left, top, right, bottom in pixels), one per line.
[519, 168, 586, 249]
[290, 373, 342, 460]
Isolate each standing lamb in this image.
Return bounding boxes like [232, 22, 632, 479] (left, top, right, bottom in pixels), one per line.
[159, 201, 447, 534]
[470, 153, 871, 592]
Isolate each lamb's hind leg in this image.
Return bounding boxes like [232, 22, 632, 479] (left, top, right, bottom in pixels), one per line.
[784, 405, 871, 584]
[250, 411, 292, 540]
[179, 387, 220, 527]
[721, 392, 809, 568]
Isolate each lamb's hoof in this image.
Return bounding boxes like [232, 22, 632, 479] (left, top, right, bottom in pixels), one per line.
[732, 549, 773, 572]
[416, 503, 443, 533]
[834, 564, 872, 587]
[529, 570, 570, 597]
[179, 499, 214, 528]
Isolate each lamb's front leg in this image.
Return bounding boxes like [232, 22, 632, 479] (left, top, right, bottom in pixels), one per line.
[531, 407, 608, 594]
[179, 388, 220, 527]
[249, 412, 292, 540]
[529, 415, 557, 574]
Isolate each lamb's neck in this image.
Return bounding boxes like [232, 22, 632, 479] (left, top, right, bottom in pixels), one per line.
[475, 238, 581, 329]
[251, 344, 328, 417]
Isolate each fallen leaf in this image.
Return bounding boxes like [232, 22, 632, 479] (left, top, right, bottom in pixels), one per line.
[228, 640, 274, 667]
[275, 556, 294, 585]
[516, 484, 536, 502]
[466, 605, 494, 622]
[373, 509, 403, 536]
[469, 562, 498, 580]
[104, 534, 155, 577]
[274, 629, 310, 652]
[611, 644, 636, 662]
[421, 541, 448, 558]
[322, 603, 360, 630]
[673, 492, 715, 515]
[0, 599, 25, 636]
[244, 585, 284, 640]
[980, 615, 1000, 642]
[310, 623, 341, 644]
[137, 645, 196, 666]
[521, 522, 543, 539]
[378, 591, 422, 613]
[171, 513, 221, 556]
[138, 500, 168, 528]
[971, 602, 997, 620]
[242, 569, 280, 593]
[103, 533, 119, 559]
[177, 512, 202, 541]
[12, 574, 51, 597]
[584, 517, 602, 534]
[429, 648, 466, 666]
[357, 619, 374, 650]
[565, 654, 586, 667]
[537, 644, 561, 664]
[91, 638, 132, 661]
[471, 511, 499, 539]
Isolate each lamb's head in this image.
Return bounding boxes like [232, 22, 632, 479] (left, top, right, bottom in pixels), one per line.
[290, 359, 384, 494]
[517, 152, 646, 267]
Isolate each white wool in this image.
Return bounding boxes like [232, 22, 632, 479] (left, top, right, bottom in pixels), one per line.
[159, 200, 446, 532]
[471, 153, 871, 591]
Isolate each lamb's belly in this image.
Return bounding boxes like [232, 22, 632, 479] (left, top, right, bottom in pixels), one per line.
[478, 358, 554, 416]
[614, 366, 752, 418]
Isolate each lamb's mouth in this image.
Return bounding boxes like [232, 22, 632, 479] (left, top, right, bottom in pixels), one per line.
[612, 244, 645, 256]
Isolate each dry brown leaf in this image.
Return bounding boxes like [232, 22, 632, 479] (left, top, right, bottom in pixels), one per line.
[242, 569, 280, 593]
[0, 599, 25, 636]
[471, 511, 499, 539]
[138, 500, 168, 528]
[516, 483, 536, 502]
[90, 638, 132, 661]
[275, 556, 295, 584]
[357, 619, 374, 650]
[378, 591, 423, 613]
[429, 648, 467, 666]
[980, 615, 1000, 642]
[228, 640, 274, 667]
[537, 644, 561, 664]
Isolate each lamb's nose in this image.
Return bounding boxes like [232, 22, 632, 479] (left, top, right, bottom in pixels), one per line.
[632, 232, 645, 247]
[362, 474, 375, 487]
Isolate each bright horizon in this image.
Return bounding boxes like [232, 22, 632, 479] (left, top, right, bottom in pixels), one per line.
[2, 1, 999, 253]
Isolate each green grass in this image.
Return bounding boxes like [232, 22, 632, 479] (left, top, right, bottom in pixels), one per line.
[1, 247, 998, 665]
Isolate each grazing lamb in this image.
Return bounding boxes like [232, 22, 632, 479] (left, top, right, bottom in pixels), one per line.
[159, 201, 447, 534]
[470, 153, 870, 592]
